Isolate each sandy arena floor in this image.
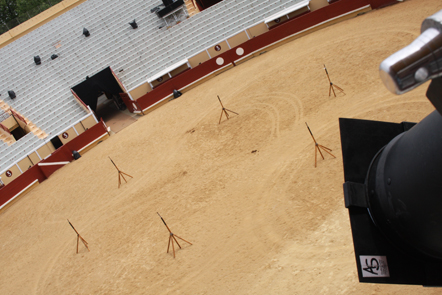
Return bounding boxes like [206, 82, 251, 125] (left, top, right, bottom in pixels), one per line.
[1, 0, 442, 294]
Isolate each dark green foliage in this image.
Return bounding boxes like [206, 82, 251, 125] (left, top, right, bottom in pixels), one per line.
[0, 0, 63, 34]
[0, 0, 18, 23]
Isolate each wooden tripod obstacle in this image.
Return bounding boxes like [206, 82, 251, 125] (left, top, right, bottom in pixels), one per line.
[324, 64, 344, 97]
[109, 157, 133, 188]
[217, 95, 238, 124]
[67, 219, 90, 254]
[305, 122, 336, 167]
[157, 212, 192, 258]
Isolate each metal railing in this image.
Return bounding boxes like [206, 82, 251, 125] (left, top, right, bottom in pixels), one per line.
[0, 0, 63, 35]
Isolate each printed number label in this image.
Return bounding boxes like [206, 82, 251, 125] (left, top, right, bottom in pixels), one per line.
[359, 255, 390, 277]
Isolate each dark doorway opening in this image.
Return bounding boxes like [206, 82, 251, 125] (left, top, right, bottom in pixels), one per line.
[195, 0, 223, 10]
[72, 67, 137, 134]
[51, 136, 63, 150]
[72, 67, 127, 118]
[10, 126, 26, 141]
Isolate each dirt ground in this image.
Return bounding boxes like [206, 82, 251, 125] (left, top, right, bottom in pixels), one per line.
[1, 1, 442, 294]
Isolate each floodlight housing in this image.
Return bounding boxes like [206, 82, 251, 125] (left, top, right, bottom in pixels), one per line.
[340, 9, 442, 286]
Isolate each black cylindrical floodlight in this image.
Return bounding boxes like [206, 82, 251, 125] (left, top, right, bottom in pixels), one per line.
[72, 150, 81, 160]
[83, 28, 90, 37]
[34, 55, 41, 65]
[340, 9, 442, 286]
[129, 19, 138, 29]
[8, 90, 16, 99]
[173, 89, 182, 98]
[370, 8, 442, 261]
[366, 109, 442, 261]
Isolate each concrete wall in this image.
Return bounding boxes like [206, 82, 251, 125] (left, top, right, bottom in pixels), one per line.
[267, 16, 289, 28]
[37, 142, 55, 160]
[81, 115, 97, 129]
[170, 64, 190, 77]
[129, 83, 152, 100]
[310, 0, 329, 11]
[74, 122, 85, 135]
[206, 40, 230, 58]
[1, 116, 17, 130]
[227, 31, 249, 49]
[151, 74, 171, 88]
[189, 51, 211, 68]
[28, 152, 41, 166]
[246, 23, 269, 38]
[288, 6, 310, 19]
[17, 157, 33, 172]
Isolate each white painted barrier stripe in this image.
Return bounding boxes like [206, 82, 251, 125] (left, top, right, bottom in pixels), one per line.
[0, 111, 94, 176]
[0, 179, 38, 210]
[141, 94, 173, 113]
[78, 132, 108, 153]
[38, 161, 70, 166]
[235, 5, 371, 63]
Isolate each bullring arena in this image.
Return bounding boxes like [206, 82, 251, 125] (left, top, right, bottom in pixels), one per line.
[1, 0, 442, 294]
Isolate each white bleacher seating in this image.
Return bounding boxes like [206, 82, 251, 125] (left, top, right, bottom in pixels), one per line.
[0, 0, 302, 170]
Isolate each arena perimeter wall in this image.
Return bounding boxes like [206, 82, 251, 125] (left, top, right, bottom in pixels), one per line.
[0, 0, 396, 210]
[136, 0, 396, 112]
[0, 120, 108, 211]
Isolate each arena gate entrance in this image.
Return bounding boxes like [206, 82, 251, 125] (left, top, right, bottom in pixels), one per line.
[72, 67, 137, 133]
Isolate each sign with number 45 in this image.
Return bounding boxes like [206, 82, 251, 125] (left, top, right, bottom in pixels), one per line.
[359, 255, 390, 277]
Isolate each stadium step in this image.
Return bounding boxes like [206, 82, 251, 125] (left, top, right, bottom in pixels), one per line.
[0, 101, 49, 140]
[184, 0, 200, 17]
[0, 132, 15, 146]
[27, 122, 48, 139]
[0, 99, 10, 112]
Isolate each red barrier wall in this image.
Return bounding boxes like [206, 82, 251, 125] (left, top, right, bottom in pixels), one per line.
[38, 146, 73, 178]
[0, 164, 46, 208]
[39, 120, 108, 178]
[137, 53, 234, 110]
[65, 119, 107, 151]
[0, 0, 398, 209]
[0, 120, 108, 209]
[136, 0, 396, 111]
[120, 93, 139, 113]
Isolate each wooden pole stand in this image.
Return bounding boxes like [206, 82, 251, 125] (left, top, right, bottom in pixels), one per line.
[157, 212, 192, 258]
[68, 219, 90, 254]
[109, 157, 133, 188]
[324, 64, 345, 97]
[305, 122, 336, 167]
[217, 95, 238, 124]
